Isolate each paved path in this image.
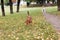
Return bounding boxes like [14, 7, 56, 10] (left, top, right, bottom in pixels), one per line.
[43, 12, 60, 33]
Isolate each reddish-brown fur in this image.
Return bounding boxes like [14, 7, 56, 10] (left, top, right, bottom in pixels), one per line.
[25, 11, 32, 25]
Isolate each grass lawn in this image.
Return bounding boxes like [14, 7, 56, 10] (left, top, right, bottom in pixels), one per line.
[46, 6, 57, 13]
[46, 6, 60, 15]
[0, 7, 58, 40]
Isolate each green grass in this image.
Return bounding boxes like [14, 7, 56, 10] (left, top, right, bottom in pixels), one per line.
[46, 6, 60, 40]
[46, 6, 60, 15]
[46, 6, 57, 13]
[0, 7, 58, 40]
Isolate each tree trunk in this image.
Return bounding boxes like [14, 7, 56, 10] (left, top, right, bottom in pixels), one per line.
[17, 0, 20, 12]
[57, 0, 60, 11]
[1, 0, 5, 16]
[9, 0, 13, 14]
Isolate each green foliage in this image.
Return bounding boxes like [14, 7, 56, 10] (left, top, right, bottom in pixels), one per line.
[4, 0, 9, 4]
[25, 0, 30, 1]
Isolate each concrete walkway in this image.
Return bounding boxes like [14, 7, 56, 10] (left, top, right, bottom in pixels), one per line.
[43, 12, 60, 33]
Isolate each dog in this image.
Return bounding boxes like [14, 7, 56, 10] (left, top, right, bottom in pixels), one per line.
[25, 11, 32, 25]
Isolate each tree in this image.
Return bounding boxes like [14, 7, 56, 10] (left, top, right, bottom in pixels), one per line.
[17, 0, 20, 12]
[1, 0, 5, 16]
[57, 0, 60, 11]
[9, 0, 13, 14]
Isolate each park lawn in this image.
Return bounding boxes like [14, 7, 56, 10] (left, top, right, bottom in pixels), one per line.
[0, 7, 58, 40]
[46, 6, 60, 15]
[46, 6, 57, 13]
